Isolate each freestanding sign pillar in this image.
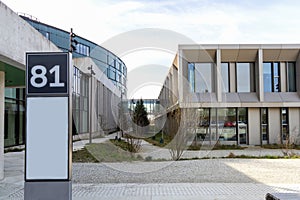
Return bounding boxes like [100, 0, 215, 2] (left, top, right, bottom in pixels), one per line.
[25, 52, 72, 200]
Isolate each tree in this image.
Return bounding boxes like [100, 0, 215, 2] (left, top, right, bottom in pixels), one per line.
[125, 98, 150, 152]
[132, 99, 150, 129]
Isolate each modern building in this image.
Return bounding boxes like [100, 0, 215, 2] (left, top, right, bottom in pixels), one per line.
[159, 44, 300, 146]
[0, 1, 126, 179]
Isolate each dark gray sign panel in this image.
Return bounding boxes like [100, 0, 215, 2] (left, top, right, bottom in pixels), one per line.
[25, 52, 72, 200]
[26, 52, 69, 96]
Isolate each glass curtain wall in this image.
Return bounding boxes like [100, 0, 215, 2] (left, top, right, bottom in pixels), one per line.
[4, 88, 25, 147]
[72, 67, 89, 134]
[196, 108, 248, 144]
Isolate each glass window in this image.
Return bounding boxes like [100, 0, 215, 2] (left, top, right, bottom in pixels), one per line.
[287, 62, 296, 92]
[236, 63, 253, 92]
[238, 108, 248, 144]
[263, 62, 280, 92]
[263, 63, 272, 92]
[195, 63, 214, 93]
[4, 88, 26, 147]
[45, 32, 50, 40]
[219, 108, 237, 141]
[273, 63, 280, 92]
[109, 67, 116, 80]
[221, 63, 229, 92]
[261, 108, 268, 142]
[75, 43, 90, 56]
[5, 88, 16, 98]
[196, 108, 210, 141]
[281, 108, 289, 141]
[188, 63, 195, 92]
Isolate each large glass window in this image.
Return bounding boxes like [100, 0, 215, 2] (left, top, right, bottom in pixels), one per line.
[188, 63, 195, 92]
[236, 63, 254, 92]
[195, 63, 214, 93]
[263, 62, 280, 92]
[196, 108, 248, 143]
[219, 108, 236, 141]
[261, 108, 268, 143]
[221, 63, 229, 92]
[287, 62, 296, 92]
[237, 108, 247, 144]
[281, 108, 289, 141]
[72, 67, 89, 134]
[4, 88, 25, 147]
[196, 108, 210, 141]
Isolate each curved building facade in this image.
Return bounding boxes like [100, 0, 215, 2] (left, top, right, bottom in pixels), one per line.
[2, 11, 127, 148]
[20, 15, 127, 96]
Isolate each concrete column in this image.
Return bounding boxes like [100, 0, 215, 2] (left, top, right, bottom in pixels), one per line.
[289, 107, 300, 141]
[296, 52, 300, 96]
[257, 49, 264, 101]
[248, 108, 261, 145]
[0, 71, 4, 180]
[229, 63, 236, 92]
[216, 49, 222, 102]
[280, 62, 287, 92]
[269, 108, 281, 144]
[178, 49, 184, 104]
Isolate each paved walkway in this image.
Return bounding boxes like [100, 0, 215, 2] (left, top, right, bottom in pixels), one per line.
[4, 182, 300, 200]
[1, 133, 300, 199]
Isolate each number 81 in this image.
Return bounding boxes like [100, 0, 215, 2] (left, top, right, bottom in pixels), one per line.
[30, 65, 65, 88]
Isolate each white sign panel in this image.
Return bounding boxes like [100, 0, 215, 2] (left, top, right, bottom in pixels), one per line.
[26, 97, 69, 180]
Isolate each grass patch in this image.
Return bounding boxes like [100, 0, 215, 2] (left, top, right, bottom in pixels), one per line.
[82, 142, 143, 162]
[225, 152, 300, 159]
[144, 131, 172, 147]
[262, 143, 300, 150]
[188, 144, 246, 151]
[72, 147, 99, 163]
[110, 139, 130, 151]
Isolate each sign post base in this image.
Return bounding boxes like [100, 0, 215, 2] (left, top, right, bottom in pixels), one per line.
[24, 181, 72, 200]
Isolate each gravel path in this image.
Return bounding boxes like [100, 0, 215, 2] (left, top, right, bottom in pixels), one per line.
[73, 159, 300, 184]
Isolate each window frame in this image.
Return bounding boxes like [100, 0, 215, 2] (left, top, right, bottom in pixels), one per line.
[287, 62, 296, 92]
[263, 62, 280, 92]
[260, 108, 269, 144]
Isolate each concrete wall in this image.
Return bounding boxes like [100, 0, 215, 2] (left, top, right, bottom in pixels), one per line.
[269, 108, 281, 144]
[0, 2, 60, 70]
[280, 62, 287, 92]
[248, 108, 261, 145]
[229, 63, 236, 92]
[289, 107, 300, 142]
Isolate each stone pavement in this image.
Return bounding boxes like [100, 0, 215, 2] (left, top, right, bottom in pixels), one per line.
[1, 134, 300, 199]
[4, 182, 300, 200]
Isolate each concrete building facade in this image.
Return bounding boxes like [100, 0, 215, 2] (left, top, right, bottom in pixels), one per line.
[159, 44, 300, 146]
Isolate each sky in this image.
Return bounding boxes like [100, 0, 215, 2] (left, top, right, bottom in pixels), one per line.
[2, 0, 300, 98]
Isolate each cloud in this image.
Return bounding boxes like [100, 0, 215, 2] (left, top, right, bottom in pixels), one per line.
[3, 0, 300, 98]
